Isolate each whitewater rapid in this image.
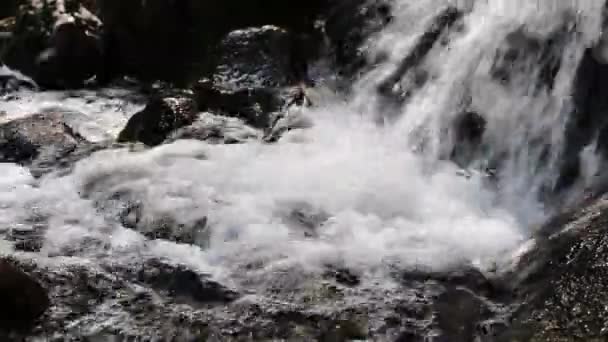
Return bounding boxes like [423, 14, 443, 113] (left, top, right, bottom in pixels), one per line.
[1, 0, 606, 287]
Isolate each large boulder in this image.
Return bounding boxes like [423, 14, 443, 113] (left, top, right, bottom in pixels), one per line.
[97, 0, 329, 83]
[0, 259, 50, 331]
[0, 111, 89, 165]
[209, 26, 304, 89]
[117, 90, 199, 146]
[497, 196, 608, 340]
[2, 0, 102, 88]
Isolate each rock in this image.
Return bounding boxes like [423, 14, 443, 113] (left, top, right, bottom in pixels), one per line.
[491, 20, 574, 92]
[0, 64, 38, 94]
[0, 0, 17, 20]
[165, 112, 262, 145]
[377, 6, 463, 100]
[555, 48, 608, 192]
[193, 80, 304, 130]
[98, 0, 328, 84]
[0, 111, 90, 168]
[498, 197, 608, 340]
[133, 259, 239, 305]
[0, 259, 49, 331]
[324, 0, 393, 78]
[2, 0, 102, 88]
[117, 91, 199, 146]
[450, 110, 486, 167]
[210, 26, 304, 89]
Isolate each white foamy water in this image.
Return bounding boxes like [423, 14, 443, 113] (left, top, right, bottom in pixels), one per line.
[0, 0, 606, 284]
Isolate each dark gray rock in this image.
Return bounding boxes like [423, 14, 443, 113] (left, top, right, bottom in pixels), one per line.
[193, 80, 306, 130]
[165, 113, 261, 145]
[0, 111, 90, 166]
[132, 259, 239, 305]
[117, 91, 199, 146]
[324, 0, 393, 78]
[0, 259, 49, 332]
[496, 197, 608, 341]
[2, 0, 103, 88]
[210, 26, 301, 89]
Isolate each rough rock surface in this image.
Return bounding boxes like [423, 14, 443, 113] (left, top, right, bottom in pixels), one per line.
[2, 0, 102, 88]
[117, 91, 199, 146]
[97, 0, 328, 83]
[0, 110, 91, 169]
[495, 196, 608, 341]
[210, 26, 303, 89]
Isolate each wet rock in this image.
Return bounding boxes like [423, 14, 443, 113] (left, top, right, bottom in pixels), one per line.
[98, 0, 328, 83]
[210, 26, 304, 89]
[498, 197, 608, 341]
[0, 259, 49, 331]
[117, 91, 199, 146]
[0, 111, 90, 167]
[133, 259, 239, 305]
[193, 80, 301, 129]
[165, 113, 261, 145]
[434, 287, 490, 342]
[555, 48, 608, 192]
[2, 0, 102, 88]
[491, 20, 574, 92]
[377, 6, 463, 100]
[450, 110, 486, 167]
[324, 0, 393, 78]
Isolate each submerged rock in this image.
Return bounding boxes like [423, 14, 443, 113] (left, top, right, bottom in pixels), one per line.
[0, 259, 49, 332]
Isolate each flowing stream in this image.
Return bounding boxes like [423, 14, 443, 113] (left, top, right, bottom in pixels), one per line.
[1, 0, 607, 339]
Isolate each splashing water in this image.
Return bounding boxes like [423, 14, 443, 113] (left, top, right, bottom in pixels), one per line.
[1, 0, 606, 285]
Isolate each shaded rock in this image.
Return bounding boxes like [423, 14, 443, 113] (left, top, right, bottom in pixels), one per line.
[0, 1, 17, 20]
[0, 259, 49, 331]
[555, 48, 608, 193]
[434, 287, 490, 342]
[0, 111, 90, 167]
[98, 0, 328, 84]
[117, 91, 199, 146]
[2, 0, 102, 88]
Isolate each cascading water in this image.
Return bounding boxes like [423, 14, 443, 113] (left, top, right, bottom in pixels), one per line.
[1, 0, 608, 339]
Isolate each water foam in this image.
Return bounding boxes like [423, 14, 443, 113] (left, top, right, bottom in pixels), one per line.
[0, 0, 606, 282]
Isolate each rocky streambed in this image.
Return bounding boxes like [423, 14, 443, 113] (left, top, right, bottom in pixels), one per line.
[2, 1, 608, 341]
